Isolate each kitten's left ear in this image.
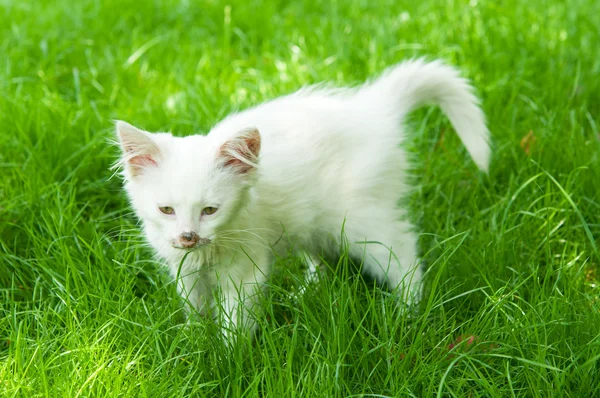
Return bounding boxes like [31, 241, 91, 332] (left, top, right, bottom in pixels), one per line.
[115, 120, 162, 178]
[217, 127, 261, 174]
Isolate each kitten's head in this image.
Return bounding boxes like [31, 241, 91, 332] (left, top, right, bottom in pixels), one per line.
[114, 121, 260, 255]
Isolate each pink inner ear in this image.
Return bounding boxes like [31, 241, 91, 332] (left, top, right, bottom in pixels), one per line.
[218, 128, 261, 174]
[130, 154, 158, 167]
[222, 156, 252, 173]
[245, 135, 260, 157]
[220, 146, 254, 173]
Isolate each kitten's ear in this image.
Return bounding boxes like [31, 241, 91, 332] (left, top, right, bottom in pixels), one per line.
[115, 120, 162, 178]
[217, 127, 261, 174]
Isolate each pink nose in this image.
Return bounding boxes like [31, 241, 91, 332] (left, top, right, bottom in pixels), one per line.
[179, 231, 200, 247]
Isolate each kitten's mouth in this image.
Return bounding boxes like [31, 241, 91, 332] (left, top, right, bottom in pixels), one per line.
[172, 237, 212, 250]
[174, 246, 202, 251]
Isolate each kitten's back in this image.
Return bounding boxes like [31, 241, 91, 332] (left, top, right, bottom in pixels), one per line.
[208, 59, 490, 236]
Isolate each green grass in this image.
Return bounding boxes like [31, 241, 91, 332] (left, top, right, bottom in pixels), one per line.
[1, 0, 600, 396]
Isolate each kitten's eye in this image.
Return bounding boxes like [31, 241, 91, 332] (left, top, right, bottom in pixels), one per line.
[159, 206, 175, 215]
[203, 207, 218, 215]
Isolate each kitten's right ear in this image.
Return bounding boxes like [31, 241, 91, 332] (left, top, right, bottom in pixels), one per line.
[115, 120, 162, 178]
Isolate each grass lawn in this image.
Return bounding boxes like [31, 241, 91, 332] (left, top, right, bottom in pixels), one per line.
[1, 0, 600, 396]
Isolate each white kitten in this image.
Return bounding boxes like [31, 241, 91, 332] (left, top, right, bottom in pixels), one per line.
[114, 59, 490, 338]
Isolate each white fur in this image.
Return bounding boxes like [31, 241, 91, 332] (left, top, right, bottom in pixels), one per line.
[114, 58, 490, 338]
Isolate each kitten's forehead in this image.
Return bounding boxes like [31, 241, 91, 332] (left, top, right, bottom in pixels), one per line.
[170, 134, 215, 166]
[158, 135, 217, 196]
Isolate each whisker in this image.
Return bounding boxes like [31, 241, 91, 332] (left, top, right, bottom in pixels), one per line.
[218, 229, 275, 243]
[216, 237, 273, 252]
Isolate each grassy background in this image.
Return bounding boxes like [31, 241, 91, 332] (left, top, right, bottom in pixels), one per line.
[1, 0, 600, 396]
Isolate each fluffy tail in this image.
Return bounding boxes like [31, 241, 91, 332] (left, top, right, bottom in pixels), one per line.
[362, 59, 491, 172]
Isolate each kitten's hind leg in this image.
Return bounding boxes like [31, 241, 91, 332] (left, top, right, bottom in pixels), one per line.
[289, 251, 325, 300]
[347, 220, 423, 304]
[301, 251, 325, 286]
